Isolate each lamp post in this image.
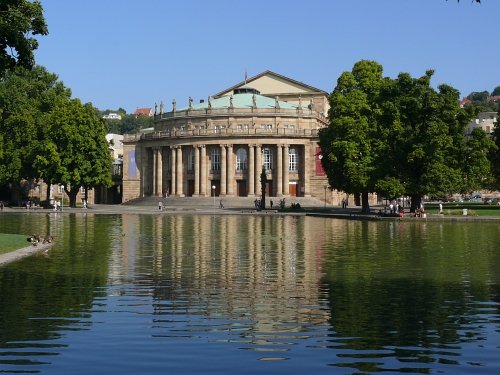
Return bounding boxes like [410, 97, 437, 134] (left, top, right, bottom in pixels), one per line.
[212, 185, 216, 210]
[324, 185, 328, 209]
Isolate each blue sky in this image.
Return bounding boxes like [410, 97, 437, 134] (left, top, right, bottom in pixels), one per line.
[35, 0, 499, 113]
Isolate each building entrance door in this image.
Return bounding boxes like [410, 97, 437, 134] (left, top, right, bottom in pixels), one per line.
[210, 180, 220, 197]
[237, 180, 247, 197]
[289, 182, 298, 197]
[187, 180, 194, 197]
[265, 181, 273, 197]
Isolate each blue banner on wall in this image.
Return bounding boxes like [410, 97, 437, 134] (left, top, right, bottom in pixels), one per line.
[128, 150, 137, 177]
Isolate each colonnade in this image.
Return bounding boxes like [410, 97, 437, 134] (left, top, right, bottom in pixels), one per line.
[142, 143, 306, 198]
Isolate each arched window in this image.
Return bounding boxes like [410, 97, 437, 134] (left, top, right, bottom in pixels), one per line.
[262, 147, 273, 171]
[289, 148, 298, 172]
[211, 148, 220, 172]
[236, 148, 247, 171]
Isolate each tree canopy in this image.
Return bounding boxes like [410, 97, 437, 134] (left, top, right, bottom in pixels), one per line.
[319, 60, 495, 212]
[100, 109, 153, 134]
[0, 66, 70, 184]
[0, 66, 112, 206]
[43, 98, 112, 207]
[0, 0, 47, 76]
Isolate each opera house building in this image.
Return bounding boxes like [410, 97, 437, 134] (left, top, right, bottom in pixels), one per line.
[122, 71, 346, 204]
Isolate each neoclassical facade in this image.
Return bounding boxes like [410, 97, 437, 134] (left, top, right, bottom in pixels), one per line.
[122, 71, 344, 203]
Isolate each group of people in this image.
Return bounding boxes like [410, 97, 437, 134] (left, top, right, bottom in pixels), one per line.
[414, 207, 426, 218]
[341, 198, 349, 209]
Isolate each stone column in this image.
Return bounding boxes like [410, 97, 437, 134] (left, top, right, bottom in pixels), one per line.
[248, 145, 255, 196]
[194, 145, 200, 196]
[161, 148, 167, 195]
[141, 147, 148, 197]
[176, 146, 184, 197]
[255, 144, 262, 196]
[155, 147, 163, 196]
[283, 144, 289, 196]
[170, 146, 176, 196]
[200, 145, 207, 196]
[152, 148, 157, 196]
[221, 144, 227, 195]
[276, 144, 283, 196]
[227, 144, 234, 196]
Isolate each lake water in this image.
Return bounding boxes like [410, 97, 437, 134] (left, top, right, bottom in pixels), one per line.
[0, 212, 499, 374]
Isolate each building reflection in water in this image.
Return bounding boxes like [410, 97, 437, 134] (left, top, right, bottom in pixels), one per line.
[109, 214, 350, 337]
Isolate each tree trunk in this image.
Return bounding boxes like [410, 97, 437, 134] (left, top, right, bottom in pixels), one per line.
[65, 186, 80, 208]
[361, 191, 370, 213]
[11, 182, 22, 206]
[260, 167, 266, 210]
[45, 183, 51, 204]
[410, 195, 422, 213]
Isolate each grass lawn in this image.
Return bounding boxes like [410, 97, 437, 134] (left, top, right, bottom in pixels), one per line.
[0, 233, 30, 254]
[425, 203, 500, 216]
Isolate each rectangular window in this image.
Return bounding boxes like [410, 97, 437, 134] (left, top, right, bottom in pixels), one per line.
[289, 148, 298, 172]
[262, 147, 273, 171]
[211, 148, 221, 172]
[236, 148, 247, 171]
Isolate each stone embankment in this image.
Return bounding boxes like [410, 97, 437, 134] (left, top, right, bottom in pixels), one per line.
[0, 242, 53, 267]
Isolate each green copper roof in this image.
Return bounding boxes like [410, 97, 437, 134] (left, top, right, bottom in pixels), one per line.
[178, 93, 299, 111]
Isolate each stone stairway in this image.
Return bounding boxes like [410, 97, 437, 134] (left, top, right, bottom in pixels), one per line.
[123, 195, 326, 209]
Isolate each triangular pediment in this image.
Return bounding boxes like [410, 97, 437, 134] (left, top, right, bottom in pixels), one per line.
[213, 70, 327, 98]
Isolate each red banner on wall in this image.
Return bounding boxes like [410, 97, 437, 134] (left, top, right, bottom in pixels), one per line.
[315, 146, 326, 176]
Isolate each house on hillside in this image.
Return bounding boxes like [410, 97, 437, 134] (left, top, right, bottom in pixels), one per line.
[465, 111, 497, 136]
[103, 112, 122, 120]
[134, 107, 153, 117]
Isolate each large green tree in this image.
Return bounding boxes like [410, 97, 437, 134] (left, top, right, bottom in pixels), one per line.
[44, 98, 112, 207]
[387, 72, 475, 210]
[320, 61, 489, 213]
[0, 66, 112, 206]
[0, 66, 70, 202]
[319, 60, 384, 213]
[0, 0, 47, 76]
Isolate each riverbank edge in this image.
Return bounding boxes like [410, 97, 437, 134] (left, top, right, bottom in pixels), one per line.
[0, 242, 54, 267]
[1, 205, 499, 220]
[306, 212, 500, 222]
